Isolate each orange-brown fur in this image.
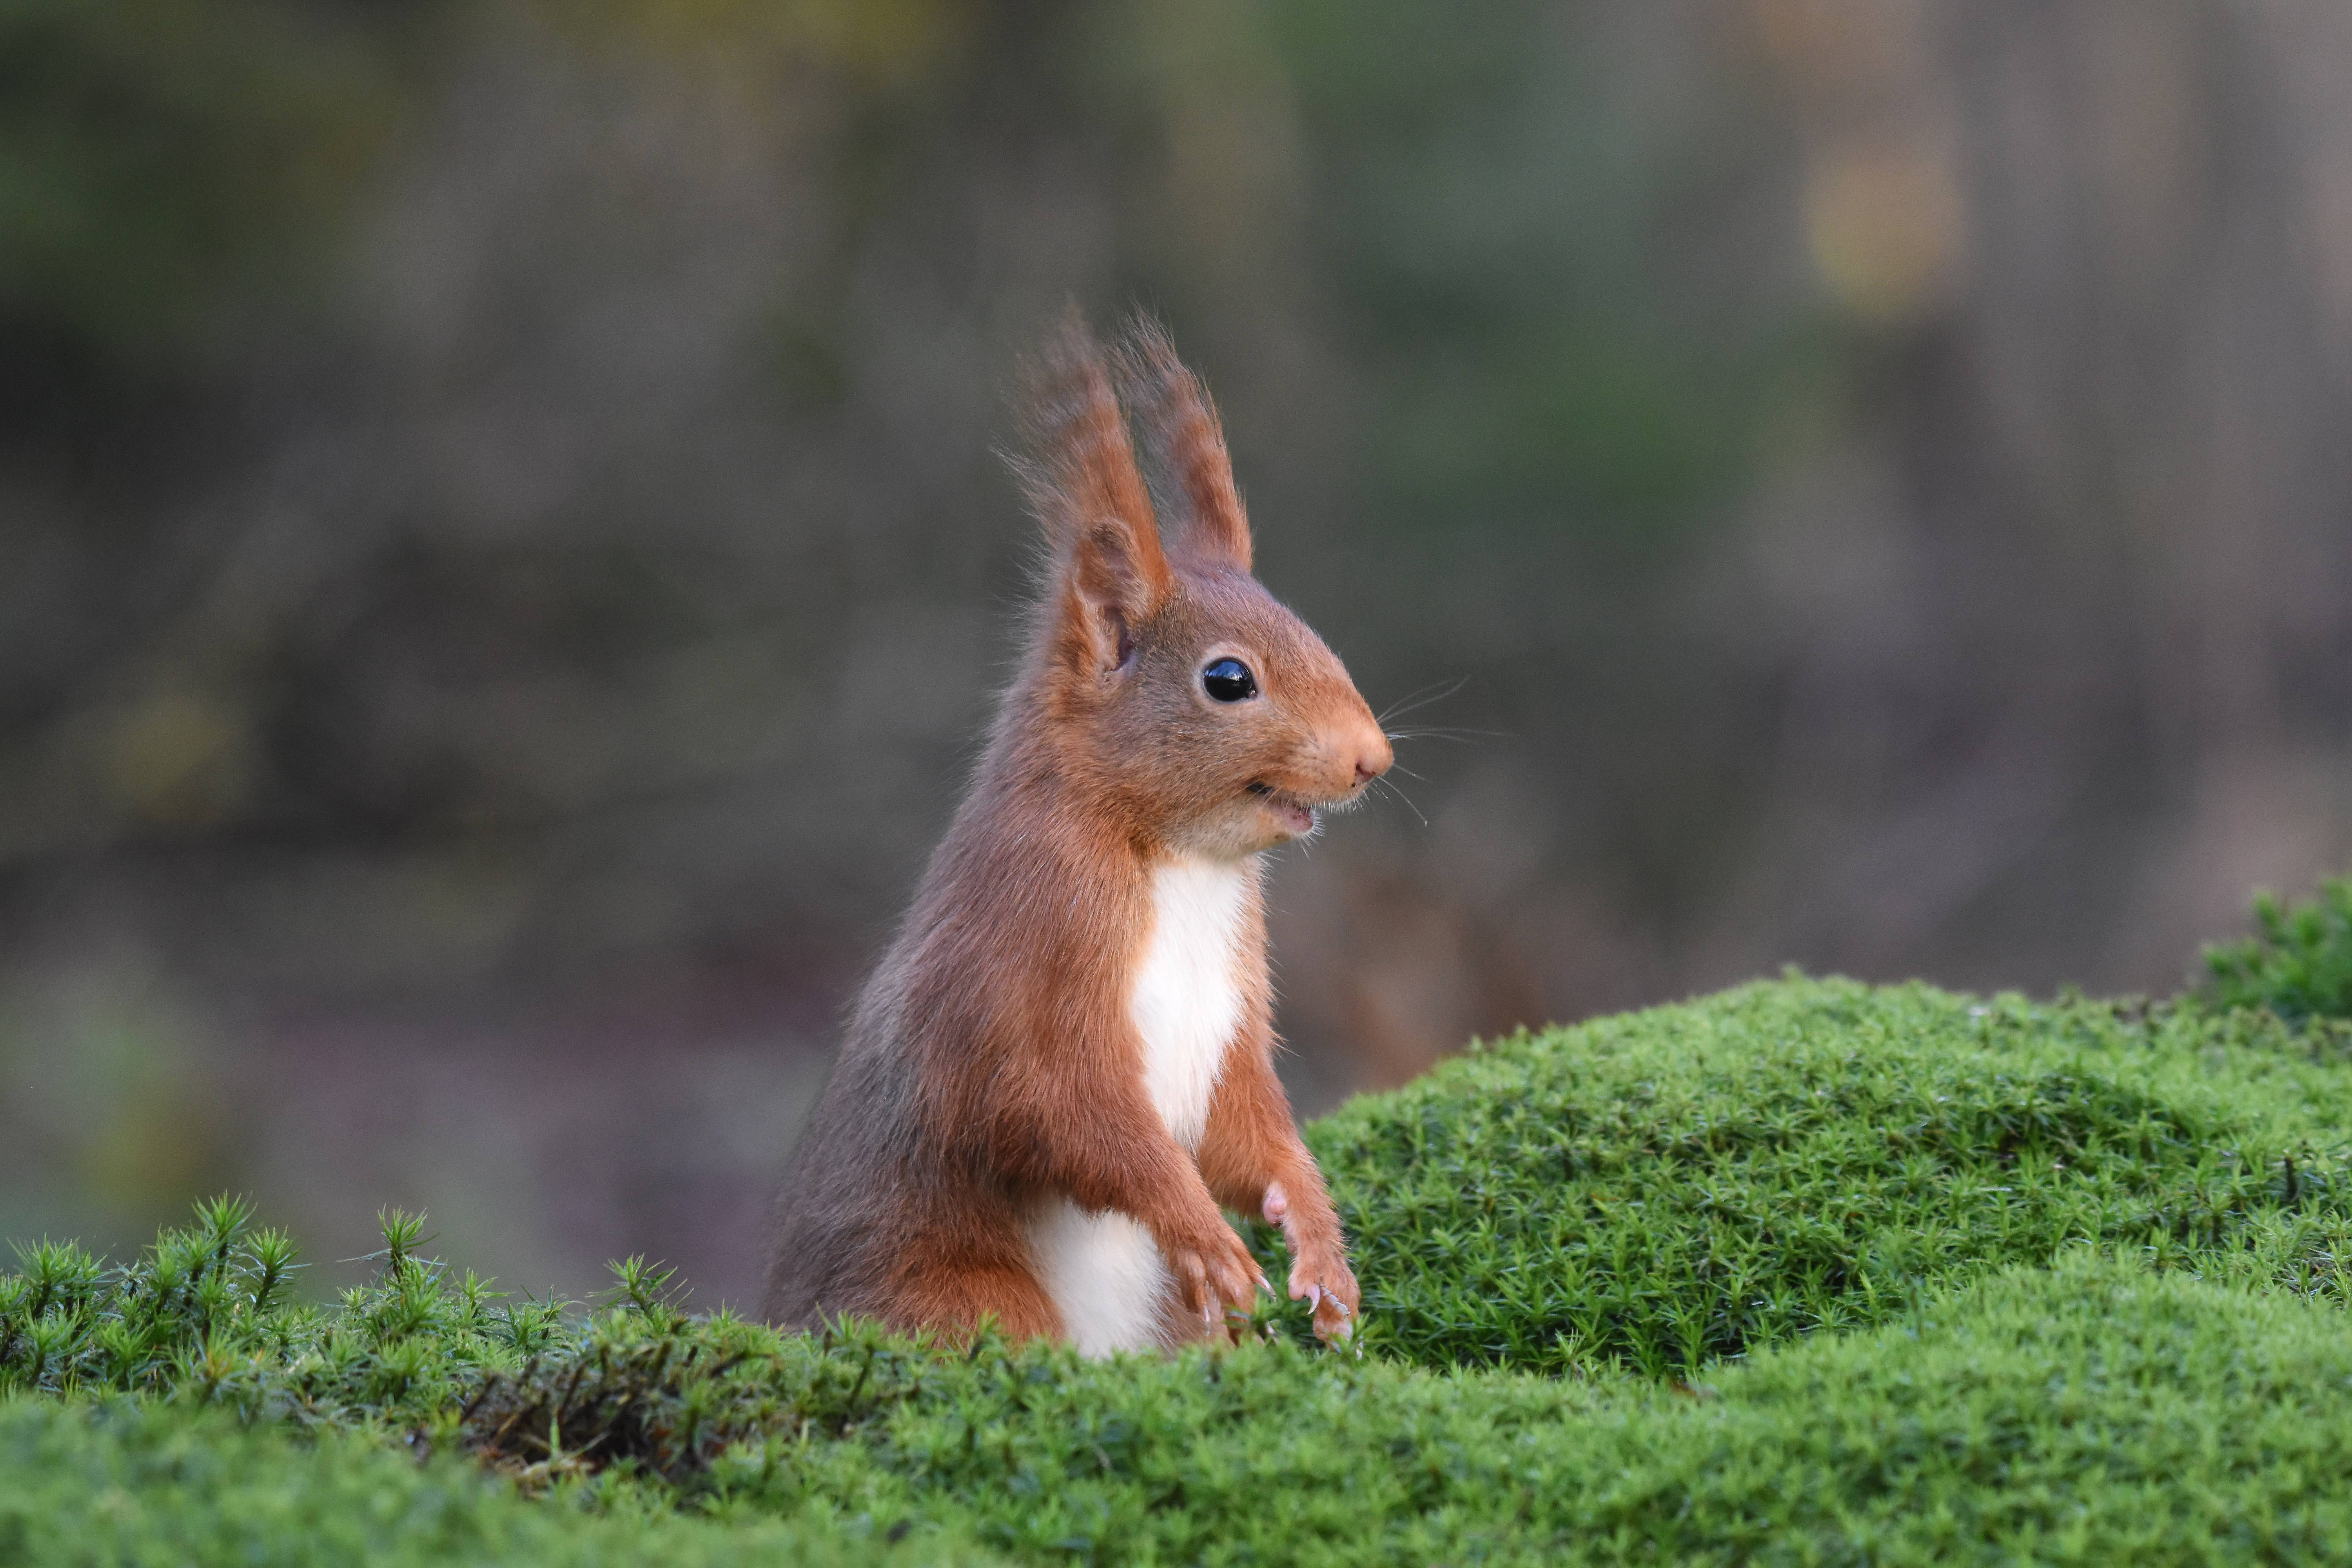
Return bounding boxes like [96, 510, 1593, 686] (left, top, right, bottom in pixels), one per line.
[760, 314, 1388, 1348]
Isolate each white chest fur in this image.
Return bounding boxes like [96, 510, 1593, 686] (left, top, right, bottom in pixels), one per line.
[1029, 855, 1253, 1357]
[1128, 855, 1252, 1149]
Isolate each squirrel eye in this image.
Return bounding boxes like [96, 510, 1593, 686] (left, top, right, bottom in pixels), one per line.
[1201, 657, 1258, 703]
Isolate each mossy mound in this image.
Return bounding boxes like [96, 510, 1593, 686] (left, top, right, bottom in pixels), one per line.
[11, 972, 2352, 1564]
[0, 1399, 971, 1567]
[731, 1254, 2352, 1563]
[12, 1255, 2352, 1563]
[1291, 977, 2352, 1375]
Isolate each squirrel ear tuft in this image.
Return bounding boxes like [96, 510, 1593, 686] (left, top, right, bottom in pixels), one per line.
[1014, 306, 1170, 675]
[1116, 317, 1251, 572]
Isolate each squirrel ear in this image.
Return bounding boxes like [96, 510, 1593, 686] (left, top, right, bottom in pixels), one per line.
[1116, 317, 1251, 572]
[1062, 515, 1159, 675]
[1013, 308, 1171, 675]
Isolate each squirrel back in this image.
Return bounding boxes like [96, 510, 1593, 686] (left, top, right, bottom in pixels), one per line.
[762, 314, 1389, 1352]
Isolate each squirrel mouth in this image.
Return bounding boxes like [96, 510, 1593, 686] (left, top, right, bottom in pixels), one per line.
[1246, 782, 1318, 836]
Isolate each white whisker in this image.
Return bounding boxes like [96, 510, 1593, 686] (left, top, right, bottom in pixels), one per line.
[1375, 676, 1470, 727]
[1385, 726, 1504, 744]
[1372, 774, 1430, 828]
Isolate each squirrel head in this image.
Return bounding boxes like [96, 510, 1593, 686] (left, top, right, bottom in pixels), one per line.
[1009, 312, 1392, 859]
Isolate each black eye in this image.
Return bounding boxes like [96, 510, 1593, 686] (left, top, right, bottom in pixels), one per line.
[1201, 657, 1258, 702]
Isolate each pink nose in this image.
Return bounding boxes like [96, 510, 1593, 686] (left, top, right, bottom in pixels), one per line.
[1352, 726, 1394, 786]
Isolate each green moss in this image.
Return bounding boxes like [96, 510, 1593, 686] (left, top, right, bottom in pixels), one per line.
[1559, 1254, 2352, 1562]
[713, 1255, 2352, 1564]
[0, 1198, 567, 1420]
[13, 1256, 2352, 1565]
[15, 976, 2352, 1563]
[0, 1399, 979, 1566]
[1285, 977, 2352, 1375]
[2204, 878, 2352, 1024]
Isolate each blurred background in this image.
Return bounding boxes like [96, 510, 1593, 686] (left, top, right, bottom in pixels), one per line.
[4, 0, 2350, 1308]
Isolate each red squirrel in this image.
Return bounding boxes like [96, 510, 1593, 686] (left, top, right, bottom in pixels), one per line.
[760, 314, 1390, 1353]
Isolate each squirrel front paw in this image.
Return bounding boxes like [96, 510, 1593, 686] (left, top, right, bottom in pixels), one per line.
[1163, 1219, 1268, 1340]
[1284, 1239, 1360, 1343]
[1263, 1181, 1359, 1342]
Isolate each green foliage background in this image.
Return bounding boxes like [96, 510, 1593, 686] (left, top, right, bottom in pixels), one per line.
[7, 0, 2352, 1309]
[0, 0, 393, 362]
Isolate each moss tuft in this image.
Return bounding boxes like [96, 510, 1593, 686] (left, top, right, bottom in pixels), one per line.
[2204, 877, 2352, 1023]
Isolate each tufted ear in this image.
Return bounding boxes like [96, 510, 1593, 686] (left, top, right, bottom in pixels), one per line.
[1013, 308, 1172, 677]
[1116, 317, 1250, 572]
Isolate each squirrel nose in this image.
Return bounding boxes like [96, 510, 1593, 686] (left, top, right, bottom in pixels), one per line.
[1352, 726, 1394, 786]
